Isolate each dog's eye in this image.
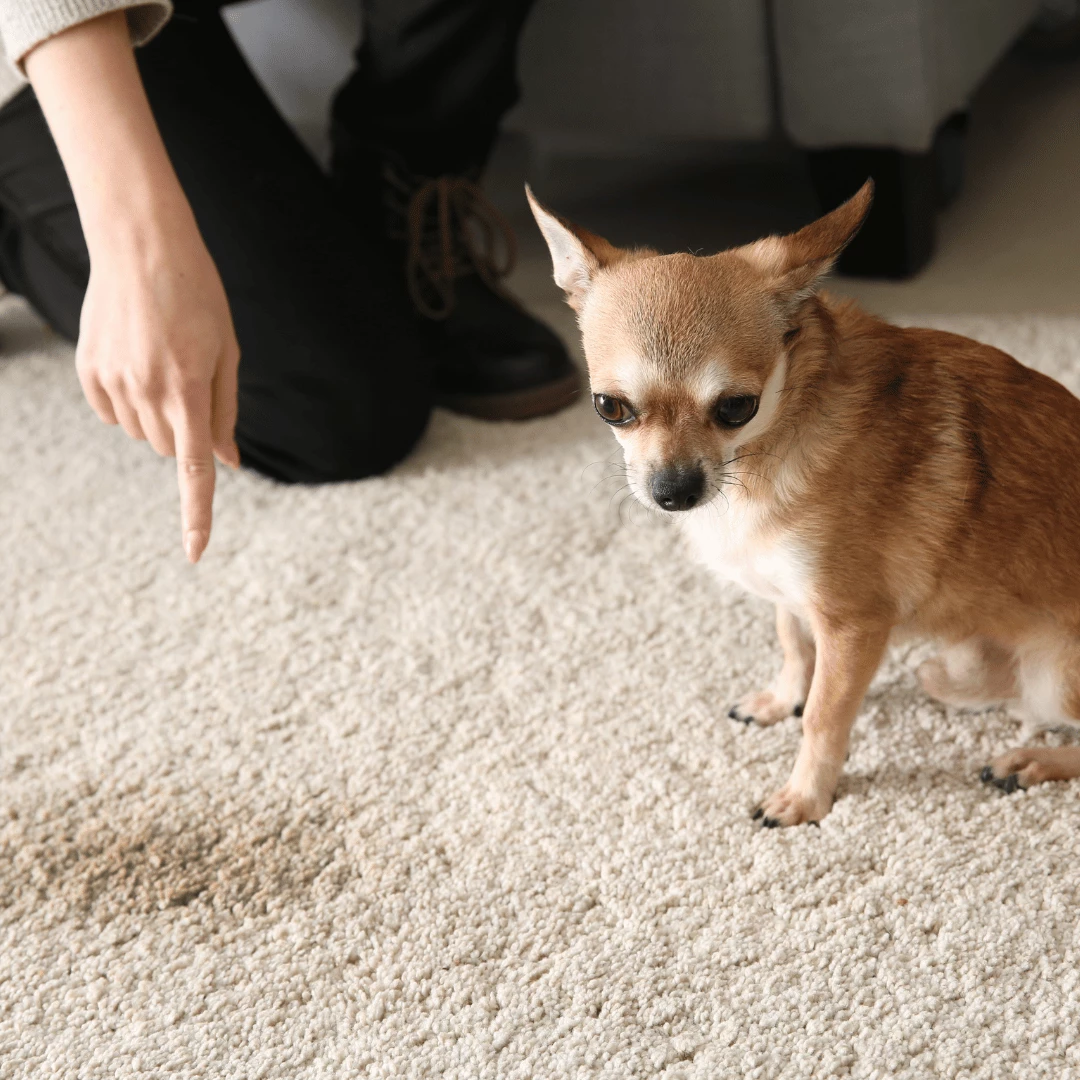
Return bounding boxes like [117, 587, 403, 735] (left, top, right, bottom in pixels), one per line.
[593, 394, 635, 425]
[714, 394, 759, 428]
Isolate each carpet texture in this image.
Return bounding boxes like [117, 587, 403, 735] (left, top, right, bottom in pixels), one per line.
[3, 298, 1080, 1078]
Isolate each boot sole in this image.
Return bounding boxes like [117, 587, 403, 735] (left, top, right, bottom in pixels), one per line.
[437, 370, 582, 421]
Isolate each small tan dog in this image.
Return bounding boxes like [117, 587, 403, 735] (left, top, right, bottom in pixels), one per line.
[528, 180, 1080, 826]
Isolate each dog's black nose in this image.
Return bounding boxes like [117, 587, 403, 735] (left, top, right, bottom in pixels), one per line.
[650, 464, 705, 511]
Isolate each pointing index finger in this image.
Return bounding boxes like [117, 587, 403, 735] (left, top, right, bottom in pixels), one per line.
[173, 407, 216, 564]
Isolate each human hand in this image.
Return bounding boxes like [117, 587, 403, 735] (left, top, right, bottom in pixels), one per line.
[25, 12, 240, 562]
[77, 211, 240, 563]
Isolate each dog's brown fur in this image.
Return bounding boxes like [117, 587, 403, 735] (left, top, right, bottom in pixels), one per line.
[529, 181, 1080, 825]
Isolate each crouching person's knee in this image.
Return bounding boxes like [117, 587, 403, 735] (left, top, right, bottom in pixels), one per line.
[235, 374, 432, 484]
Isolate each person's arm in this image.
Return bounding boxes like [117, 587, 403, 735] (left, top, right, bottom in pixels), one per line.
[24, 11, 239, 564]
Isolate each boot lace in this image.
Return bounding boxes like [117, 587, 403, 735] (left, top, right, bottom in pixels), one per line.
[384, 165, 518, 321]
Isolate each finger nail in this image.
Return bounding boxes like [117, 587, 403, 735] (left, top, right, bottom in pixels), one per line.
[184, 530, 208, 563]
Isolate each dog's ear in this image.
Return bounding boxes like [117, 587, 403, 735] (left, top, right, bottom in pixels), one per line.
[526, 185, 624, 310]
[735, 180, 874, 308]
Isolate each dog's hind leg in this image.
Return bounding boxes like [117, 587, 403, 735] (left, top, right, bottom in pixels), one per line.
[729, 606, 815, 727]
[981, 747, 1080, 792]
[982, 636, 1080, 792]
[917, 636, 1017, 709]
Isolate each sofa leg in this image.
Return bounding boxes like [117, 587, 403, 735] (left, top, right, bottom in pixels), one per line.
[933, 111, 969, 209]
[806, 145, 937, 278]
[805, 111, 969, 279]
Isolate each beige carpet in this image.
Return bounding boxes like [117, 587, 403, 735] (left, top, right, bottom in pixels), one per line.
[3, 297, 1080, 1078]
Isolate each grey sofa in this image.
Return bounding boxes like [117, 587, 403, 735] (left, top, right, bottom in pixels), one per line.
[510, 0, 1043, 276]
[0, 0, 1044, 277]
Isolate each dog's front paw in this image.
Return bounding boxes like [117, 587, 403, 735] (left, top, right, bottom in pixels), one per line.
[752, 784, 831, 827]
[728, 690, 803, 727]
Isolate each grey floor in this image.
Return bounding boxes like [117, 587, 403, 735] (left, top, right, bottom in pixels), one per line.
[492, 47, 1080, 327]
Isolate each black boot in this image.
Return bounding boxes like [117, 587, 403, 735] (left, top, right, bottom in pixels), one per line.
[331, 142, 579, 422]
[327, 0, 572, 419]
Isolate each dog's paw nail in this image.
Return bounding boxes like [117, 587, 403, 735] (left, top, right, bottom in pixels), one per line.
[980, 765, 995, 784]
[751, 807, 764, 820]
[793, 703, 804, 718]
[727, 706, 739, 720]
[808, 819, 820, 828]
[995, 772, 1021, 794]
[762, 817, 780, 828]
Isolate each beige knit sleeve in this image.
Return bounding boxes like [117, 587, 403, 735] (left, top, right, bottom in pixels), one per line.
[0, 0, 173, 69]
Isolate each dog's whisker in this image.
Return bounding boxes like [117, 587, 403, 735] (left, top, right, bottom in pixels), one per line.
[581, 459, 629, 481]
[591, 473, 631, 496]
[715, 472, 752, 496]
[617, 489, 641, 528]
[706, 482, 731, 513]
[726, 449, 783, 467]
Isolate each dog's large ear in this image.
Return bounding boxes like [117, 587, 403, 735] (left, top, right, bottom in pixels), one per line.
[526, 185, 623, 310]
[735, 180, 874, 308]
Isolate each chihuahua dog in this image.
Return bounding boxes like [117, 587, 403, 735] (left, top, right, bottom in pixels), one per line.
[528, 180, 1080, 826]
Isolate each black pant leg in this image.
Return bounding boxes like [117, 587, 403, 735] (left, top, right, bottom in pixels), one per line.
[331, 0, 538, 175]
[0, 88, 88, 341]
[0, 3, 433, 484]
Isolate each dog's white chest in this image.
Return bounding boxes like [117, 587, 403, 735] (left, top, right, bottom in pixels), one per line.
[679, 505, 812, 611]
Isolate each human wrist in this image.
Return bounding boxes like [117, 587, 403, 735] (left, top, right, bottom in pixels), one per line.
[78, 162, 196, 261]
[24, 12, 196, 261]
